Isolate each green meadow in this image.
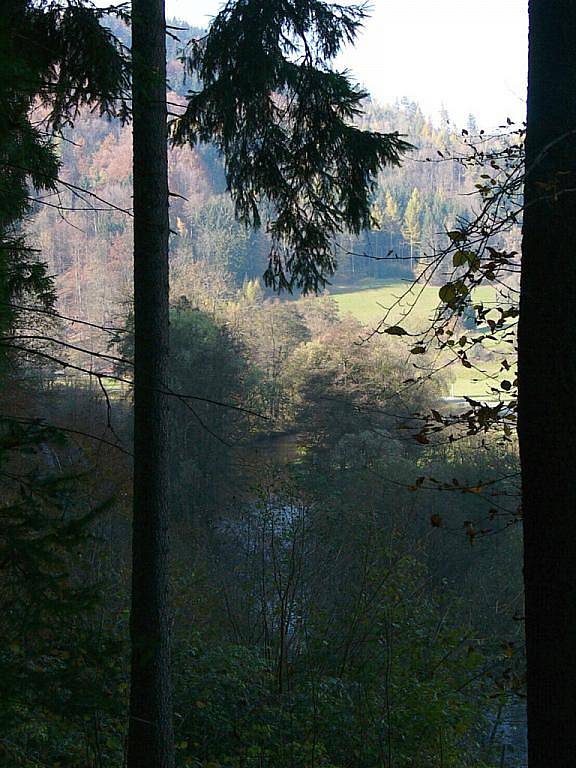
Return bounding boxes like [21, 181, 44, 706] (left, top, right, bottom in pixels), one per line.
[329, 279, 513, 399]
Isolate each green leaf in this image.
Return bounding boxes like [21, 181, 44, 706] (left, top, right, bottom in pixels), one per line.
[385, 325, 408, 336]
[439, 284, 456, 304]
[452, 250, 468, 267]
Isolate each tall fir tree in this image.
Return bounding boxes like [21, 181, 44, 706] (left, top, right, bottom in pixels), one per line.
[0, 2, 129, 764]
[128, 0, 174, 765]
[0, 0, 128, 360]
[519, 1, 576, 765]
[173, 0, 412, 294]
[127, 4, 411, 761]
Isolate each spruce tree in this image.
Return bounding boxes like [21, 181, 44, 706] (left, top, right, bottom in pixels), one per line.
[128, 0, 174, 765]
[0, 1, 129, 762]
[0, 0, 128, 354]
[127, 5, 412, 762]
[173, 0, 412, 294]
[519, 1, 576, 764]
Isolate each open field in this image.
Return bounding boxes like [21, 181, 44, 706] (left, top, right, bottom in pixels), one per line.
[329, 278, 497, 328]
[328, 279, 514, 399]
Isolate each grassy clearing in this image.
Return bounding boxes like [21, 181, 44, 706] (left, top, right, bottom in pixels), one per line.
[329, 279, 495, 329]
[328, 280, 513, 399]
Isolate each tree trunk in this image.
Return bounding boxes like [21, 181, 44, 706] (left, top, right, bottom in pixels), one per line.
[519, 2, 576, 765]
[128, 0, 174, 765]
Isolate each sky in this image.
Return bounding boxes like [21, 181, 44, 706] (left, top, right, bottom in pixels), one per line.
[142, 0, 529, 129]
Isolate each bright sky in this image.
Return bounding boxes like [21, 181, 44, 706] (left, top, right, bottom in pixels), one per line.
[155, 0, 529, 129]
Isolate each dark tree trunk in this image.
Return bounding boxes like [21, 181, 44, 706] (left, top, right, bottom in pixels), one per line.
[519, 2, 576, 765]
[127, 0, 174, 765]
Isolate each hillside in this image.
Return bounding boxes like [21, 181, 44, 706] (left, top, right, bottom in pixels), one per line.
[28, 20, 496, 332]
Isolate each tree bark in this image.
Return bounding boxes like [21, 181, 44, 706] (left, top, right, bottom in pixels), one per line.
[519, 2, 576, 765]
[128, 0, 174, 765]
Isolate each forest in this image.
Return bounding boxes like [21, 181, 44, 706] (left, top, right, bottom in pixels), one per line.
[1, 2, 574, 768]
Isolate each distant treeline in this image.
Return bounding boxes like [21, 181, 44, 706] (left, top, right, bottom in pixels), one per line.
[28, 19, 490, 331]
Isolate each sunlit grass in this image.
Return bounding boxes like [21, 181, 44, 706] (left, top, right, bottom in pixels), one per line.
[329, 279, 513, 400]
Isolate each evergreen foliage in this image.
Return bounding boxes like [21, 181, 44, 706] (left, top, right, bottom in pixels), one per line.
[0, 0, 129, 349]
[0, 414, 125, 767]
[0, 4, 526, 766]
[172, 1, 412, 293]
[0, 4, 130, 764]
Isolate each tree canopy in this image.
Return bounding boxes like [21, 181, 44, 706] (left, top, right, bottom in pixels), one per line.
[173, 0, 412, 292]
